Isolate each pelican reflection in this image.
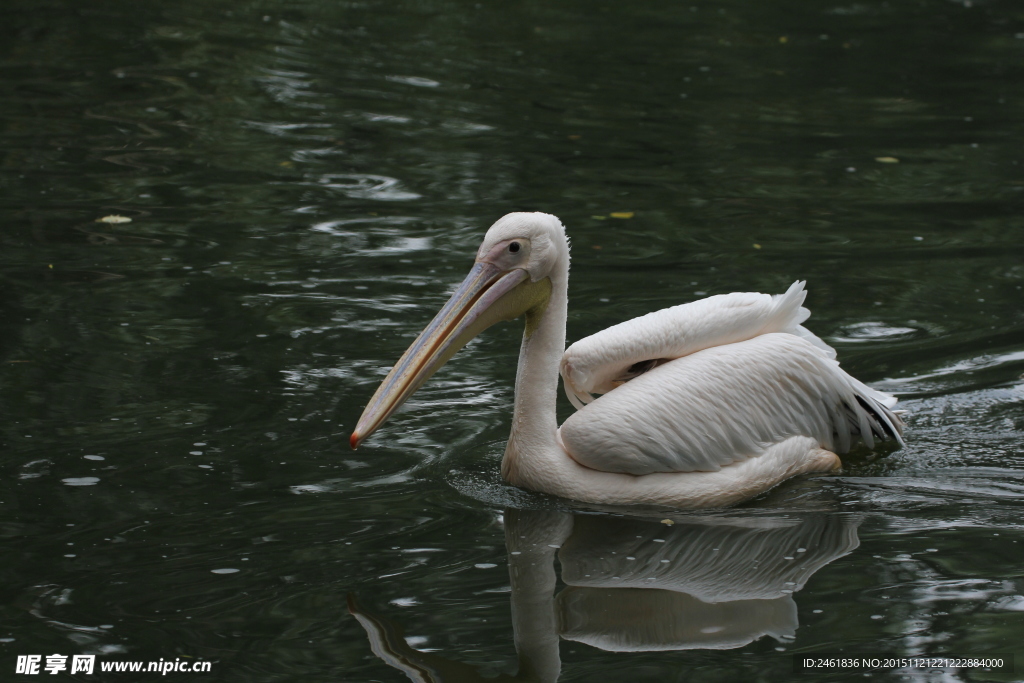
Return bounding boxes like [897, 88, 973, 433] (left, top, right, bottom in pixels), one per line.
[350, 509, 860, 682]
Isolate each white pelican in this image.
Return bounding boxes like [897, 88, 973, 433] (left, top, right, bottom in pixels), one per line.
[350, 212, 904, 508]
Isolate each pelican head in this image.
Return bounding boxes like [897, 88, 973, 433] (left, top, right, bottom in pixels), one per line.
[350, 212, 566, 448]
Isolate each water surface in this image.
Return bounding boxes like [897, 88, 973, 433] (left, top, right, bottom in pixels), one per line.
[2, 0, 1024, 680]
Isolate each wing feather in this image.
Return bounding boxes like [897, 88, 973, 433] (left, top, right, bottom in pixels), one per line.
[558, 333, 903, 475]
[560, 281, 835, 409]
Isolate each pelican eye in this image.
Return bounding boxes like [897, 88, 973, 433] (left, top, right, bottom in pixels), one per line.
[508, 242, 521, 253]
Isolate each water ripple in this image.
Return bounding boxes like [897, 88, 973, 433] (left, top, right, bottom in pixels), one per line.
[312, 173, 421, 201]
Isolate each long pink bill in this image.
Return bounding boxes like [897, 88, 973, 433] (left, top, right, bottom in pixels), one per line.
[350, 262, 528, 448]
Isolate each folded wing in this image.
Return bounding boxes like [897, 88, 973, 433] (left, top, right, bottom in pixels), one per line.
[559, 281, 836, 410]
[558, 333, 903, 475]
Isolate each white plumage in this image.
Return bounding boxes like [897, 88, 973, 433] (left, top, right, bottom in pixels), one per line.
[561, 333, 902, 476]
[352, 212, 905, 508]
[560, 281, 836, 407]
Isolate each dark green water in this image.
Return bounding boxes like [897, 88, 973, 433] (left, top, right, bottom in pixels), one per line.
[2, 0, 1024, 681]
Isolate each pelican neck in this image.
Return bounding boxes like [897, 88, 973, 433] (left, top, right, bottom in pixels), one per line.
[501, 251, 569, 484]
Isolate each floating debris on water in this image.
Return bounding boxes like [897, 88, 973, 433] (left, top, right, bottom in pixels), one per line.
[62, 477, 100, 486]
